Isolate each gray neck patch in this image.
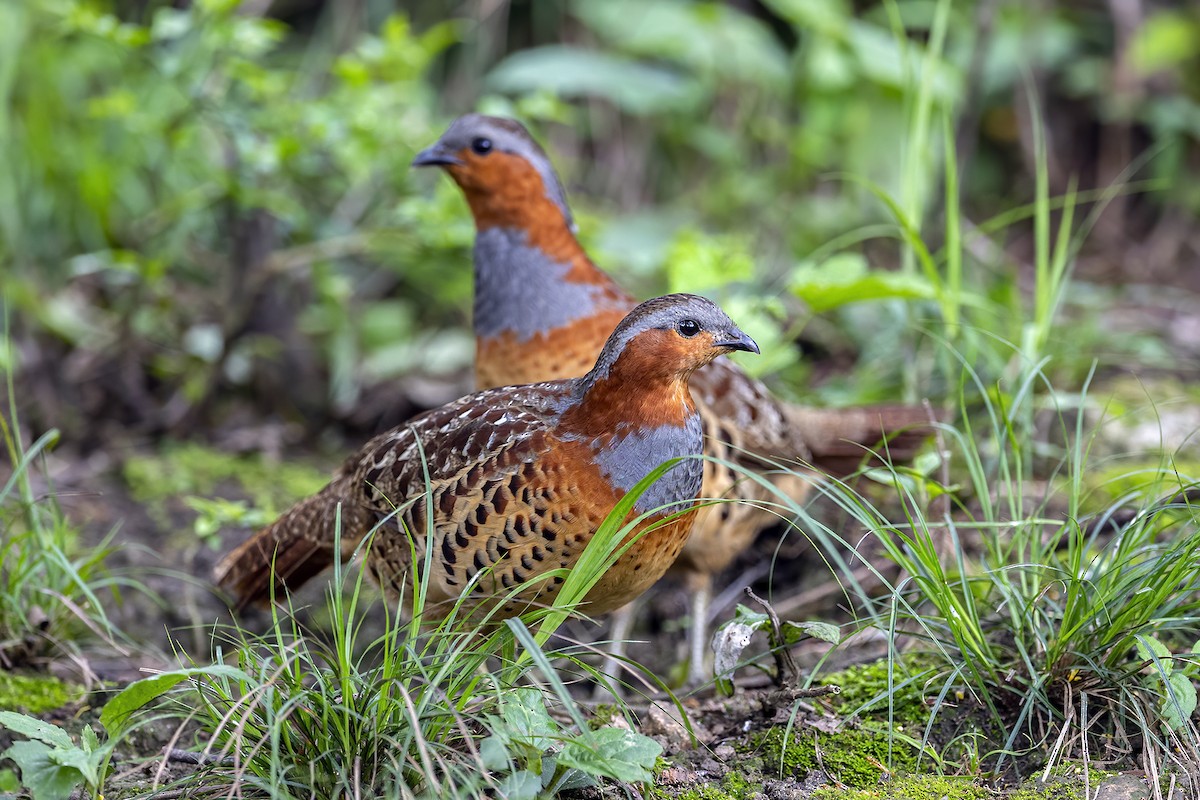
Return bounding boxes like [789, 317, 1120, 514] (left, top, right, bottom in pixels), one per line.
[474, 227, 616, 341]
[585, 417, 704, 515]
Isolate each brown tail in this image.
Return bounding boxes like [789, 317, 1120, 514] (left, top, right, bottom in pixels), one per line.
[786, 403, 946, 477]
[213, 474, 372, 610]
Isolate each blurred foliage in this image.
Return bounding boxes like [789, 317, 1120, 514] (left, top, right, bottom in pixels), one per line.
[1, 0, 1197, 449]
[1, 0, 474, 442]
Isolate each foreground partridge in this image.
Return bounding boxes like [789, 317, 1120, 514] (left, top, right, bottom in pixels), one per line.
[413, 114, 939, 681]
[216, 294, 759, 622]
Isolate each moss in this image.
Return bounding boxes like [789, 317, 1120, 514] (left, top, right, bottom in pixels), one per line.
[122, 441, 328, 537]
[648, 771, 764, 800]
[0, 672, 80, 714]
[1045, 761, 1112, 785]
[746, 724, 919, 789]
[589, 703, 621, 730]
[0, 767, 20, 793]
[1086, 459, 1200, 506]
[811, 773, 990, 800]
[1008, 777, 1083, 800]
[822, 654, 947, 722]
[1008, 765, 1115, 800]
[719, 771, 757, 798]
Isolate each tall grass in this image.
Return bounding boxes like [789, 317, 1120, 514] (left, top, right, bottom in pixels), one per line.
[0, 329, 140, 672]
[770, 61, 1200, 780]
[116, 463, 692, 798]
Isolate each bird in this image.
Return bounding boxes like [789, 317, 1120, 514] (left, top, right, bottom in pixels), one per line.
[215, 293, 760, 625]
[412, 114, 940, 683]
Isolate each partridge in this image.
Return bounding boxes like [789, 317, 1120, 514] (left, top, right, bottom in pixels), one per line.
[215, 294, 759, 623]
[413, 114, 939, 682]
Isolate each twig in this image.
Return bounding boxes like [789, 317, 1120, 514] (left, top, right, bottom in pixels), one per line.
[165, 748, 235, 767]
[744, 587, 801, 689]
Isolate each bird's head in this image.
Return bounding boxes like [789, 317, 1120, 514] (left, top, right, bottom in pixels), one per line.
[412, 114, 575, 232]
[586, 293, 759, 388]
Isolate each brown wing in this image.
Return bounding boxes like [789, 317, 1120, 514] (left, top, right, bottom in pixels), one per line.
[215, 383, 576, 610]
[350, 383, 614, 619]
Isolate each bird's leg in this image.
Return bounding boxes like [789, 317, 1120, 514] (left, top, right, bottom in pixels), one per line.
[592, 600, 639, 700]
[685, 572, 714, 687]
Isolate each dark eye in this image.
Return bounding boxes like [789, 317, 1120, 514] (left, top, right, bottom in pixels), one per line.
[678, 319, 701, 338]
[471, 137, 493, 155]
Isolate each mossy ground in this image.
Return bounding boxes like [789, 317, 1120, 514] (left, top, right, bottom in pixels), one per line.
[822, 656, 945, 720]
[0, 672, 80, 715]
[644, 654, 1108, 799]
[121, 442, 327, 545]
[810, 773, 992, 800]
[745, 724, 921, 788]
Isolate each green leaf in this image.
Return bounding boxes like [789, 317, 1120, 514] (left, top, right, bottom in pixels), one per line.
[0, 741, 81, 800]
[557, 727, 661, 784]
[46, 746, 98, 789]
[760, 0, 850, 38]
[0, 712, 74, 749]
[100, 665, 249, 735]
[732, 603, 771, 628]
[78, 726, 99, 754]
[487, 688, 558, 753]
[487, 45, 698, 115]
[665, 229, 755, 295]
[573, 0, 789, 87]
[0, 768, 20, 792]
[497, 769, 541, 800]
[1128, 11, 1200, 76]
[790, 254, 938, 312]
[1136, 635, 1172, 664]
[479, 736, 509, 771]
[782, 620, 841, 646]
[1163, 671, 1197, 731]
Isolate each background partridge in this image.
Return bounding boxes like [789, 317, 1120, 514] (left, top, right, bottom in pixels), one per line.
[413, 114, 939, 682]
[216, 294, 759, 623]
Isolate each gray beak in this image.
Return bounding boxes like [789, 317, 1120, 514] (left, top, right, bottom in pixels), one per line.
[411, 143, 463, 168]
[715, 329, 759, 355]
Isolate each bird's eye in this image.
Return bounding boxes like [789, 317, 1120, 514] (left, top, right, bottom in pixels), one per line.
[678, 319, 701, 338]
[471, 137, 493, 155]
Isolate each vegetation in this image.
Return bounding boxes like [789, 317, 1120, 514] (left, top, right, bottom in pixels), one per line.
[2, 0, 1199, 797]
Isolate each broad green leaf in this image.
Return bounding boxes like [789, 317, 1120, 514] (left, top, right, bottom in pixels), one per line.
[732, 603, 771, 628]
[573, 0, 788, 87]
[790, 254, 938, 312]
[78, 726, 99, 755]
[1128, 12, 1200, 76]
[0, 741, 80, 800]
[557, 727, 661, 784]
[487, 45, 698, 115]
[497, 769, 541, 800]
[1136, 635, 1172, 663]
[782, 620, 840, 646]
[101, 665, 249, 735]
[665, 229, 755, 295]
[0, 713, 73, 749]
[760, 0, 851, 38]
[46, 746, 97, 789]
[1163, 671, 1197, 731]
[483, 687, 558, 768]
[0, 768, 20, 792]
[479, 736, 509, 771]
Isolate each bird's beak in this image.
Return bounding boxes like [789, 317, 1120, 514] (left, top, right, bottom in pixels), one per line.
[411, 143, 463, 168]
[714, 329, 760, 355]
